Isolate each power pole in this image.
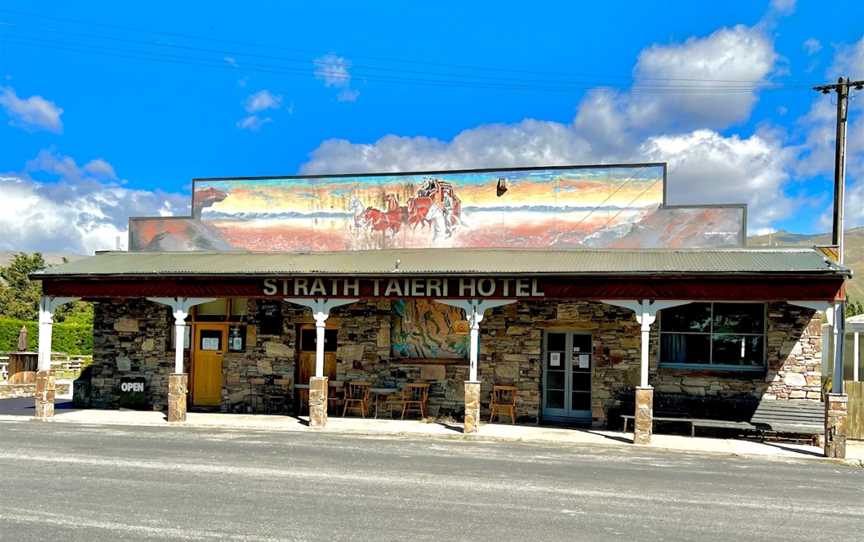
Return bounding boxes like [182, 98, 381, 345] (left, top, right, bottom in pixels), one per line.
[813, 76, 864, 394]
[813, 77, 863, 264]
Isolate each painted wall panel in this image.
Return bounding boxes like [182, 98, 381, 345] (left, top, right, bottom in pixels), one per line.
[128, 164, 747, 251]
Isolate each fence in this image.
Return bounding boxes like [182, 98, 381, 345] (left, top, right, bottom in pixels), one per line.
[847, 381, 864, 441]
[0, 352, 92, 382]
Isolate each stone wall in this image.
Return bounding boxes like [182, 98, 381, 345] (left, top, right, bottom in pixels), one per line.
[477, 300, 641, 425]
[220, 299, 304, 413]
[0, 381, 70, 399]
[86, 298, 821, 425]
[90, 299, 173, 410]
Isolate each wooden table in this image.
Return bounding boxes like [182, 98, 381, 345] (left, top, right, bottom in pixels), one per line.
[370, 387, 399, 419]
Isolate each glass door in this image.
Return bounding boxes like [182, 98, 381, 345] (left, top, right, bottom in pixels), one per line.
[542, 331, 592, 421]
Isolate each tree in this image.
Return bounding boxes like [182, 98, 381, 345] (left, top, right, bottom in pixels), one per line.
[847, 298, 864, 318]
[0, 252, 46, 320]
[0, 252, 93, 324]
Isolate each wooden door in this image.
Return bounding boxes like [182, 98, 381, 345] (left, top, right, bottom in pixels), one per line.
[297, 325, 338, 383]
[193, 324, 227, 406]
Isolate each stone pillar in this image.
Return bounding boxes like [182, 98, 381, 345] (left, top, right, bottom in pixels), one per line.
[167, 373, 188, 423]
[309, 376, 328, 429]
[464, 381, 481, 434]
[824, 393, 848, 459]
[633, 386, 653, 445]
[34, 370, 55, 419]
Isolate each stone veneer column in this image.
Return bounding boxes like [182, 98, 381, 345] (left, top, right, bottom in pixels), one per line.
[824, 393, 848, 459]
[464, 381, 481, 434]
[167, 373, 188, 422]
[34, 370, 55, 419]
[309, 376, 328, 429]
[633, 386, 653, 445]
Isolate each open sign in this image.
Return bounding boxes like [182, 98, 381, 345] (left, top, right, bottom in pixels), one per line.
[120, 382, 144, 393]
[116, 377, 147, 409]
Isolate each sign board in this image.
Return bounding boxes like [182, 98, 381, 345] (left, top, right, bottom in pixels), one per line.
[116, 376, 147, 409]
[262, 277, 545, 299]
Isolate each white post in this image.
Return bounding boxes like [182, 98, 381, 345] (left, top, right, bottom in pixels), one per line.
[854, 332, 860, 382]
[468, 310, 482, 382]
[35, 296, 78, 419]
[436, 298, 516, 382]
[638, 306, 656, 389]
[38, 297, 79, 371]
[172, 307, 189, 374]
[313, 311, 328, 378]
[436, 298, 515, 434]
[147, 297, 216, 423]
[148, 297, 216, 374]
[37, 302, 54, 373]
[284, 297, 359, 379]
[832, 302, 844, 394]
[600, 299, 689, 388]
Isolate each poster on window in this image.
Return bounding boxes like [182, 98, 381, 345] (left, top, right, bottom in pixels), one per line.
[578, 354, 590, 369]
[550, 352, 561, 367]
[201, 337, 220, 351]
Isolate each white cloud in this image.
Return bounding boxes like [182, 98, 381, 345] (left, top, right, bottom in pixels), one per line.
[236, 115, 272, 131]
[770, 0, 796, 16]
[236, 90, 283, 131]
[639, 130, 796, 229]
[303, 123, 791, 232]
[829, 35, 864, 78]
[796, 38, 864, 184]
[224, 56, 238, 67]
[314, 53, 351, 87]
[244, 89, 282, 113]
[0, 86, 64, 133]
[1, 151, 188, 254]
[803, 38, 822, 55]
[83, 158, 117, 179]
[314, 53, 360, 101]
[302, 23, 791, 232]
[236, 89, 284, 132]
[623, 25, 777, 132]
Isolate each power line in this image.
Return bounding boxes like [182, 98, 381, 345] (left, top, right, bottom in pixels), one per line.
[0, 32, 809, 97]
[2, 23, 794, 91]
[0, 8, 820, 93]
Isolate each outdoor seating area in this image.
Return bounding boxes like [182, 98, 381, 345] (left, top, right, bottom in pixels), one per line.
[222, 377, 521, 424]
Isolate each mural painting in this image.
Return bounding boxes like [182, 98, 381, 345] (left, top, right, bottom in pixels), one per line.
[390, 300, 468, 359]
[128, 164, 747, 251]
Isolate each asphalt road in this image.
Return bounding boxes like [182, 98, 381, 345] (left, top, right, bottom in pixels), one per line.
[0, 419, 861, 542]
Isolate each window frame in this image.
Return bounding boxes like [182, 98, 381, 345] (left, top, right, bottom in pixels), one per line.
[658, 301, 767, 372]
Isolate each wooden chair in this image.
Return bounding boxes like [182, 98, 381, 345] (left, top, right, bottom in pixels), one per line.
[489, 385, 518, 424]
[400, 383, 430, 419]
[342, 381, 371, 418]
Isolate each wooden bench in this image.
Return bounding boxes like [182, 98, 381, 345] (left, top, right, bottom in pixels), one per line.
[621, 399, 824, 439]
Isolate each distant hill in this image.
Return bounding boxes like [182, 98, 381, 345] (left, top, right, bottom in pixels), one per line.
[748, 226, 864, 301]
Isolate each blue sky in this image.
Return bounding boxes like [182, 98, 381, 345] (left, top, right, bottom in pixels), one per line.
[1, 0, 863, 253]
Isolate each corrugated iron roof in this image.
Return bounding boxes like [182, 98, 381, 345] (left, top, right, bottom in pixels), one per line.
[32, 248, 850, 278]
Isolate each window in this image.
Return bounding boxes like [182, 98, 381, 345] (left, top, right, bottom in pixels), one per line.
[659, 303, 765, 370]
[194, 298, 248, 322]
